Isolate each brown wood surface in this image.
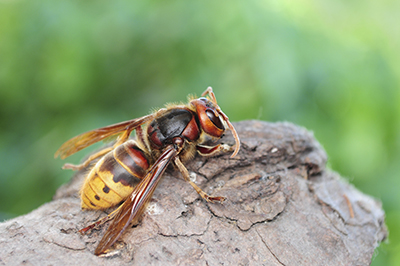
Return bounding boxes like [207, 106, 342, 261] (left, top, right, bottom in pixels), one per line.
[0, 121, 387, 266]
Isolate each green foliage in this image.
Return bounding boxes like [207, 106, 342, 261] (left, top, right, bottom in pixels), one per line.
[0, 0, 398, 264]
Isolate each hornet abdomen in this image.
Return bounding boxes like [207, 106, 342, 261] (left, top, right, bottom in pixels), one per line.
[81, 140, 150, 209]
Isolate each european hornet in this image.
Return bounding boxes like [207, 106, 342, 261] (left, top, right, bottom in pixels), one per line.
[55, 87, 240, 255]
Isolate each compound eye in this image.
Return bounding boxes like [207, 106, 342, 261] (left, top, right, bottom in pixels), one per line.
[206, 109, 224, 130]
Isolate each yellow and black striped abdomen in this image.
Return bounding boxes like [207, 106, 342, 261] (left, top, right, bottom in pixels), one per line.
[81, 140, 150, 209]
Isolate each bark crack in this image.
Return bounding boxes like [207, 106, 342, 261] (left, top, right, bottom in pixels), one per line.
[42, 237, 86, 251]
[256, 229, 286, 266]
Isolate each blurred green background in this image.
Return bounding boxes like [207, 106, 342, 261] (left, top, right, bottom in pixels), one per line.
[0, 0, 398, 264]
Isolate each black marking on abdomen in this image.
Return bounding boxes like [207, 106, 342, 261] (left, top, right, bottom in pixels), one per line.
[112, 167, 137, 187]
[99, 152, 138, 187]
[114, 143, 148, 179]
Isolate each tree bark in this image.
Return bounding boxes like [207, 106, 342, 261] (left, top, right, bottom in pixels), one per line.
[0, 121, 387, 266]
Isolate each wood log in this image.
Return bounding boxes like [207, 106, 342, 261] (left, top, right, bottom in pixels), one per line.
[0, 121, 387, 265]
